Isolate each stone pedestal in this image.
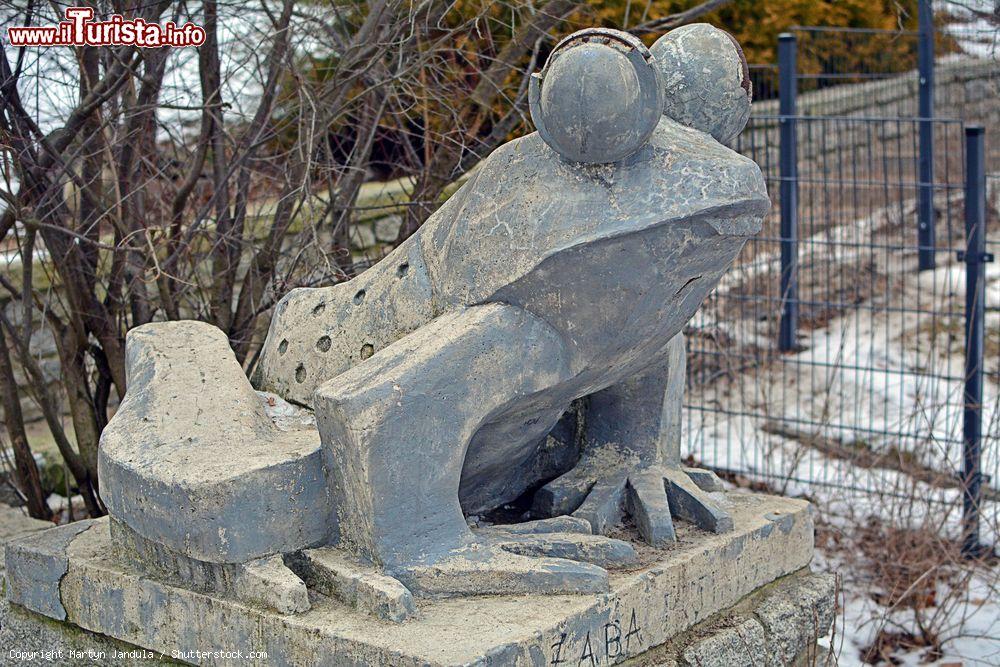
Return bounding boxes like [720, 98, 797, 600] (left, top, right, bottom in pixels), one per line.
[3, 493, 833, 666]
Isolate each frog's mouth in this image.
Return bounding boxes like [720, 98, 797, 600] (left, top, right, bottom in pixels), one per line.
[702, 202, 768, 238]
[675, 275, 703, 298]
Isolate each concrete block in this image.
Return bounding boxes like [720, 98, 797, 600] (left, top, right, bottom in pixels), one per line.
[680, 618, 768, 667]
[7, 494, 814, 666]
[5, 520, 96, 620]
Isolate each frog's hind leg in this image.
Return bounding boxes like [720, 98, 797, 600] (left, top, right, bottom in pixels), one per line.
[313, 303, 634, 597]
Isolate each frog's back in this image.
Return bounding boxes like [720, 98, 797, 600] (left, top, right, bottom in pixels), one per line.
[253, 238, 435, 406]
[255, 119, 767, 405]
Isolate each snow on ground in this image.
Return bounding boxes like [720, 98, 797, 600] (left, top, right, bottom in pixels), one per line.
[683, 246, 1000, 663]
[819, 549, 1000, 666]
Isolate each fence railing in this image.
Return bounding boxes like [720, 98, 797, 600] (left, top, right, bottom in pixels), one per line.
[684, 15, 997, 557]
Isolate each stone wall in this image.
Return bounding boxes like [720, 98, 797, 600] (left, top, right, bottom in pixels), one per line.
[628, 570, 837, 667]
[753, 57, 999, 121]
[742, 58, 1000, 179]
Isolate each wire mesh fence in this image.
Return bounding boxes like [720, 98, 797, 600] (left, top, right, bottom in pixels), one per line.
[684, 114, 983, 492]
[683, 13, 1000, 552]
[790, 26, 922, 113]
[682, 17, 999, 556]
[749, 22, 1000, 196]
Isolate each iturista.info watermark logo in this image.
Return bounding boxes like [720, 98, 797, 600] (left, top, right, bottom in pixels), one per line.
[7, 7, 206, 47]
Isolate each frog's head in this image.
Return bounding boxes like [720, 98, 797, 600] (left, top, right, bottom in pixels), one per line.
[524, 25, 764, 248]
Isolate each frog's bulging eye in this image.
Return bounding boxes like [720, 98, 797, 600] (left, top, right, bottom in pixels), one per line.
[650, 24, 752, 145]
[529, 28, 662, 164]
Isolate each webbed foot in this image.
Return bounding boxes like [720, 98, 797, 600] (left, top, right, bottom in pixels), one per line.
[389, 518, 637, 598]
[533, 463, 732, 546]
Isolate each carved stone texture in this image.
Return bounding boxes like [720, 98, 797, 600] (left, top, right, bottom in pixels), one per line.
[3, 494, 820, 665]
[528, 28, 664, 163]
[98, 321, 332, 565]
[651, 23, 753, 146]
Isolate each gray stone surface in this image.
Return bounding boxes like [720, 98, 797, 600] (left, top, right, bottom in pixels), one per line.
[98, 321, 332, 565]
[528, 28, 663, 163]
[288, 547, 417, 622]
[650, 24, 752, 146]
[753, 572, 837, 664]
[0, 599, 177, 666]
[237, 554, 310, 615]
[0, 505, 52, 591]
[7, 494, 815, 666]
[0, 505, 52, 544]
[0, 508, 176, 664]
[684, 468, 726, 492]
[4, 520, 96, 620]
[0, 568, 836, 667]
[622, 570, 836, 667]
[680, 617, 769, 667]
[107, 517, 308, 614]
[676, 572, 837, 667]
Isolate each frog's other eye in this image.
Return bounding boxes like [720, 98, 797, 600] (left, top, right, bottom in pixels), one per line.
[650, 23, 752, 146]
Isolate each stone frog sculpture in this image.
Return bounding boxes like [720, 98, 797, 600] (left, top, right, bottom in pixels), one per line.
[255, 25, 766, 581]
[99, 24, 768, 616]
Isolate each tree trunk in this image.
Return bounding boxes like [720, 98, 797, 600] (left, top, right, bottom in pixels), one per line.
[0, 325, 52, 520]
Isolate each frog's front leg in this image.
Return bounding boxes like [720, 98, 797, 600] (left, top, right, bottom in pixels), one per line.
[313, 303, 636, 598]
[533, 334, 733, 545]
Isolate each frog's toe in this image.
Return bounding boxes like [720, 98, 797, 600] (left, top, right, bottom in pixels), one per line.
[532, 467, 597, 517]
[392, 544, 609, 597]
[487, 516, 593, 535]
[626, 466, 733, 543]
[683, 466, 727, 492]
[625, 469, 677, 547]
[571, 473, 628, 535]
[661, 467, 733, 534]
[532, 464, 734, 548]
[495, 531, 638, 569]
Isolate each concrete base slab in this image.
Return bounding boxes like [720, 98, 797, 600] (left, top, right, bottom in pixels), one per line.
[4, 493, 814, 666]
[0, 505, 53, 542]
[0, 504, 52, 583]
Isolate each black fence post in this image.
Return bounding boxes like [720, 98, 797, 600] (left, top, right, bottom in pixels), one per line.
[917, 0, 936, 270]
[778, 33, 798, 352]
[961, 125, 993, 559]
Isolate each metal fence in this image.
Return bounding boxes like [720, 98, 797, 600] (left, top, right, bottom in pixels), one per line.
[683, 18, 997, 556]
